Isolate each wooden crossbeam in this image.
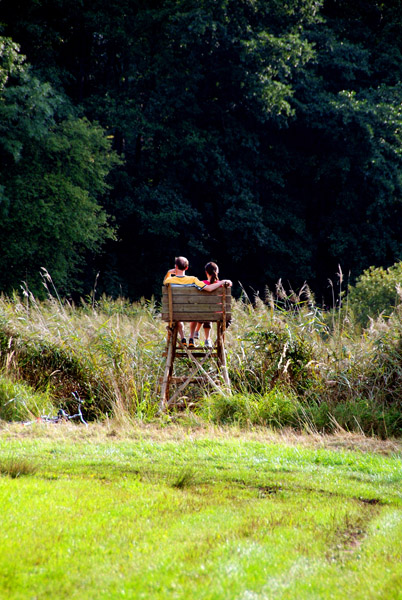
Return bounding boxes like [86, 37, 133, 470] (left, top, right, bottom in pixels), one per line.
[166, 343, 220, 407]
[159, 376, 210, 384]
[161, 312, 227, 321]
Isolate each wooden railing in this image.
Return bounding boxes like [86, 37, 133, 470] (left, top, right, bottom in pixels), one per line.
[161, 285, 231, 324]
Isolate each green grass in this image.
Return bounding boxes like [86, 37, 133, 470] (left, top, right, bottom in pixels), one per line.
[0, 424, 401, 599]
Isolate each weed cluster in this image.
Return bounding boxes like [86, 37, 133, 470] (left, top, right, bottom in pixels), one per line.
[0, 455, 38, 478]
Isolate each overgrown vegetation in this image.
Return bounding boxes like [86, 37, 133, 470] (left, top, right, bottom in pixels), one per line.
[1, 269, 402, 437]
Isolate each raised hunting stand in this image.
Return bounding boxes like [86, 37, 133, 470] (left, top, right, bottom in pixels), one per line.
[160, 284, 232, 411]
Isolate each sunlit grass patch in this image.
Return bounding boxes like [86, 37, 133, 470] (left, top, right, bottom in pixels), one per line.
[200, 389, 301, 427]
[0, 427, 401, 599]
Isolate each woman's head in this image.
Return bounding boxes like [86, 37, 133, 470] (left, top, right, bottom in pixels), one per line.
[205, 261, 219, 283]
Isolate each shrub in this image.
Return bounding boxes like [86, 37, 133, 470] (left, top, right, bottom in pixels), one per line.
[0, 325, 108, 416]
[0, 293, 164, 420]
[1, 277, 402, 437]
[347, 261, 402, 327]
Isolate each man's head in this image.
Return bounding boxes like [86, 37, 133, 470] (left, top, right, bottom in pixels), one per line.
[175, 256, 189, 271]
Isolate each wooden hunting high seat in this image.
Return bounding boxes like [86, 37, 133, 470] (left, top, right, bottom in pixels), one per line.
[159, 284, 232, 410]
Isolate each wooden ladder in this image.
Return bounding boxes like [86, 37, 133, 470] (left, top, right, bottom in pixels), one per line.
[159, 284, 232, 411]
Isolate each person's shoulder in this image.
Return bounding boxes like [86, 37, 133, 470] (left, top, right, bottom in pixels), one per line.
[192, 276, 206, 289]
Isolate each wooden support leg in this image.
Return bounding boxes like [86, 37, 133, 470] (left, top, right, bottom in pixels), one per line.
[217, 322, 231, 393]
[159, 324, 178, 411]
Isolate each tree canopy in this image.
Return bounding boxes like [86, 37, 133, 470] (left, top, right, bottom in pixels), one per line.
[1, 0, 401, 299]
[0, 36, 120, 295]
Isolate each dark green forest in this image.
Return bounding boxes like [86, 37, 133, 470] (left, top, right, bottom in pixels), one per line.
[1, 0, 402, 301]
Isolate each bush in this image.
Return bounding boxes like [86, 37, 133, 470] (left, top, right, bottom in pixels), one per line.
[1, 280, 402, 437]
[347, 261, 402, 327]
[0, 324, 108, 416]
[200, 388, 301, 428]
[228, 322, 319, 396]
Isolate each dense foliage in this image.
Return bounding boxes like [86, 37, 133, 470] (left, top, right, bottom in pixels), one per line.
[0, 37, 120, 295]
[1, 0, 402, 298]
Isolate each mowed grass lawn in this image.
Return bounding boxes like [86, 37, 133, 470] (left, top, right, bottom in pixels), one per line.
[0, 424, 401, 600]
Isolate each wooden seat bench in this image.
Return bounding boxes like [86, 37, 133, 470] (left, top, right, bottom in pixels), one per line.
[159, 284, 232, 410]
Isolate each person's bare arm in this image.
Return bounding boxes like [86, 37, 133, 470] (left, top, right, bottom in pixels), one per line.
[163, 268, 176, 283]
[203, 280, 232, 292]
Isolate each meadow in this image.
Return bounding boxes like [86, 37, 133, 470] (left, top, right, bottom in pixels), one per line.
[0, 423, 401, 600]
[1, 281, 402, 598]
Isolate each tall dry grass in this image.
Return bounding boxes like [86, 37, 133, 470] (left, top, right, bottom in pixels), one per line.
[0, 285, 165, 420]
[217, 279, 402, 436]
[0, 276, 401, 436]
